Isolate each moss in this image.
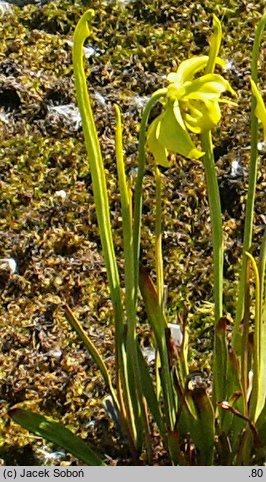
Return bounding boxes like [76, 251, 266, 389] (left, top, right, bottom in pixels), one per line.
[0, 0, 265, 465]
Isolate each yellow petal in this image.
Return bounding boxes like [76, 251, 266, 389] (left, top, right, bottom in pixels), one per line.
[183, 99, 221, 133]
[146, 116, 170, 167]
[167, 83, 187, 101]
[251, 78, 266, 140]
[181, 74, 236, 100]
[157, 101, 204, 159]
[168, 56, 209, 84]
[167, 56, 225, 85]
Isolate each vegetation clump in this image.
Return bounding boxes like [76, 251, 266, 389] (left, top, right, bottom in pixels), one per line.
[0, 0, 265, 465]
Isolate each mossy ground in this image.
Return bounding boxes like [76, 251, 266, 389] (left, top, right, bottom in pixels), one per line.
[0, 0, 265, 465]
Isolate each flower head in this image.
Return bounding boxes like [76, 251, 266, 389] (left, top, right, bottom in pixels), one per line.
[147, 16, 236, 167]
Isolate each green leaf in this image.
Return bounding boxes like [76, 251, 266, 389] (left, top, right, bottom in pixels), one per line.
[190, 388, 215, 465]
[137, 344, 166, 440]
[214, 317, 229, 404]
[221, 349, 245, 438]
[63, 304, 119, 410]
[9, 409, 105, 466]
[257, 291, 266, 421]
[246, 252, 265, 421]
[205, 14, 222, 74]
[139, 266, 167, 340]
[256, 402, 266, 445]
[259, 229, 266, 306]
[73, 8, 125, 347]
[139, 266, 177, 430]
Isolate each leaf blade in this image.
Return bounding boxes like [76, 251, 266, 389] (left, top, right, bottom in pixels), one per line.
[10, 409, 105, 466]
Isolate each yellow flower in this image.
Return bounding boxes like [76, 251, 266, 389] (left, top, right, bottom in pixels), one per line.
[147, 17, 236, 167]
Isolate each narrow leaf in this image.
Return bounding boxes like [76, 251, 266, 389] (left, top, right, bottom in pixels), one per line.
[214, 317, 229, 405]
[246, 252, 264, 421]
[205, 14, 222, 74]
[139, 266, 177, 430]
[10, 409, 105, 466]
[190, 387, 215, 465]
[137, 344, 165, 439]
[63, 303, 118, 409]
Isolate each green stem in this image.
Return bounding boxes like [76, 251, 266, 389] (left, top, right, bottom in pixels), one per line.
[202, 16, 224, 405]
[202, 12, 224, 325]
[155, 166, 164, 313]
[114, 105, 152, 459]
[114, 104, 139, 447]
[201, 132, 224, 324]
[132, 89, 177, 439]
[133, 89, 167, 304]
[201, 131, 224, 406]
[259, 228, 266, 310]
[233, 12, 266, 349]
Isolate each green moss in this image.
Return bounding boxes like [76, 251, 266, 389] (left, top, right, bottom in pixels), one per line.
[0, 0, 265, 464]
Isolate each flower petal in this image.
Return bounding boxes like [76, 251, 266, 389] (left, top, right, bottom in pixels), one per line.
[183, 99, 221, 133]
[157, 101, 204, 159]
[181, 74, 236, 100]
[146, 116, 170, 167]
[168, 56, 209, 84]
[167, 56, 225, 85]
[251, 78, 266, 140]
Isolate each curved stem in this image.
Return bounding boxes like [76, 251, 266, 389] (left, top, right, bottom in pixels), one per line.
[72, 10, 123, 334]
[133, 89, 167, 304]
[72, 11, 137, 455]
